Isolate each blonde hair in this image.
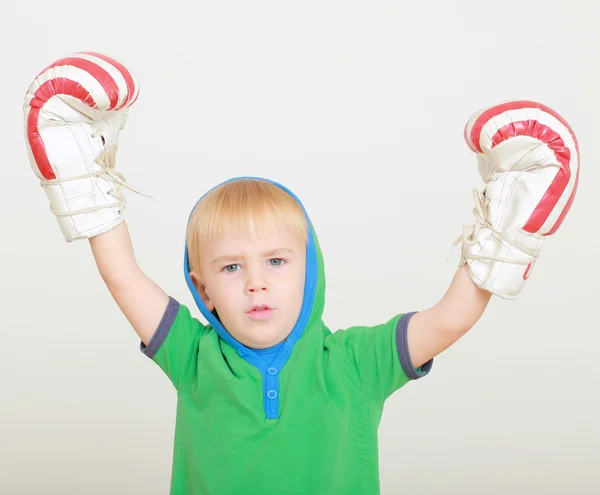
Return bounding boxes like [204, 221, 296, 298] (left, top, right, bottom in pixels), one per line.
[186, 179, 308, 275]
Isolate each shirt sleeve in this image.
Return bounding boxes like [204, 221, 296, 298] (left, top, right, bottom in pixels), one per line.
[330, 311, 433, 401]
[140, 296, 208, 389]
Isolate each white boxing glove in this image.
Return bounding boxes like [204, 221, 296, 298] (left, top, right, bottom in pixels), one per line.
[455, 100, 580, 299]
[23, 51, 143, 242]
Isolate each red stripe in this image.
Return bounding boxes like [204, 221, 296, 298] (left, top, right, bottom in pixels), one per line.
[79, 51, 136, 108]
[27, 78, 96, 180]
[468, 100, 578, 154]
[546, 160, 579, 235]
[469, 100, 579, 235]
[45, 57, 119, 110]
[490, 120, 574, 234]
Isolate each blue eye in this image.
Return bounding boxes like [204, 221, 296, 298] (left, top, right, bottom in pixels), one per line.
[224, 264, 239, 273]
[269, 258, 285, 266]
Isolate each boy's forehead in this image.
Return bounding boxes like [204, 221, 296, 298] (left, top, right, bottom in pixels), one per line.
[202, 222, 303, 258]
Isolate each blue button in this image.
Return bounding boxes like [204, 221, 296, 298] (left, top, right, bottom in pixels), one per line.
[238, 348, 246, 357]
[267, 367, 277, 375]
[267, 390, 277, 399]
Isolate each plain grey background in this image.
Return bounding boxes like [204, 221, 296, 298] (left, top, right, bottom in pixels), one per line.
[1, 1, 599, 493]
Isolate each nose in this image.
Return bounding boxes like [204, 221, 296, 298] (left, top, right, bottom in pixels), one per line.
[245, 264, 268, 293]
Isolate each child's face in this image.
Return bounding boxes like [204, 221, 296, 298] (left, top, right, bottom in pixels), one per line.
[192, 219, 306, 349]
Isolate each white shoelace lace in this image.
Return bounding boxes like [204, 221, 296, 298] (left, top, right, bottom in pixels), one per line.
[451, 188, 538, 264]
[39, 118, 151, 217]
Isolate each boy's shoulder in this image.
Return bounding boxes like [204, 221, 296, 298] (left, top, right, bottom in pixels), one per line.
[322, 312, 433, 401]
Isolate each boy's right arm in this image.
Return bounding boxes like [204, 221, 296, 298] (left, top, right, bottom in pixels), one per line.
[22, 52, 170, 345]
[89, 220, 169, 347]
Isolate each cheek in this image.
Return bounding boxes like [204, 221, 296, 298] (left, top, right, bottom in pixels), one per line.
[213, 277, 242, 305]
[287, 268, 306, 304]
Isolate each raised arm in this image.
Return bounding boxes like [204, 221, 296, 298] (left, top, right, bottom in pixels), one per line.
[90, 221, 169, 345]
[407, 265, 491, 369]
[406, 100, 579, 369]
[23, 51, 168, 345]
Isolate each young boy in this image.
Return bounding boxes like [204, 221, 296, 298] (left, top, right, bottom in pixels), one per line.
[23, 52, 580, 494]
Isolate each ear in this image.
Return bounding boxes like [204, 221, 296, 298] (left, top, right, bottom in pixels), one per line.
[189, 271, 215, 312]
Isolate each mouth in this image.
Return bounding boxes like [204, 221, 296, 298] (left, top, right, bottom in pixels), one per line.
[247, 305, 274, 321]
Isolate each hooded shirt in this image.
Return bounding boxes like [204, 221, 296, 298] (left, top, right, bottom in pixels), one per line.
[141, 177, 433, 494]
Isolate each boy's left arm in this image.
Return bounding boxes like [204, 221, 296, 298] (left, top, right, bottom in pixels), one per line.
[406, 265, 491, 369]
[405, 99, 580, 370]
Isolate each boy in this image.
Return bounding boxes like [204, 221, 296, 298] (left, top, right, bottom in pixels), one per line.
[23, 52, 580, 494]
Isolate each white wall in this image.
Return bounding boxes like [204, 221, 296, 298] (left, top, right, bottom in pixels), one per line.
[2, 1, 599, 493]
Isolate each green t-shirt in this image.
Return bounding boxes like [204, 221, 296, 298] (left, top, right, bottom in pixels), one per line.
[141, 298, 432, 494]
[141, 177, 433, 494]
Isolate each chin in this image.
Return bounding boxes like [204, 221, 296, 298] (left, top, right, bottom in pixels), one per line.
[249, 339, 281, 350]
[246, 333, 288, 350]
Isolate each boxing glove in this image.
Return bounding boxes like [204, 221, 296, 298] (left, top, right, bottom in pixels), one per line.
[455, 100, 580, 299]
[23, 51, 141, 242]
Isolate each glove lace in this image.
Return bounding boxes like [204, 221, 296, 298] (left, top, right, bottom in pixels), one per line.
[451, 188, 538, 264]
[39, 144, 151, 217]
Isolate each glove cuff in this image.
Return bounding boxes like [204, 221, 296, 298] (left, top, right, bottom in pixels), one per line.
[460, 227, 544, 299]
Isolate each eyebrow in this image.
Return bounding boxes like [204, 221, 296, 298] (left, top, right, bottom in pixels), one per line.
[211, 248, 295, 266]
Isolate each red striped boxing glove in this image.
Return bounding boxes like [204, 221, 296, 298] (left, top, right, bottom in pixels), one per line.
[455, 100, 580, 299]
[23, 51, 142, 242]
